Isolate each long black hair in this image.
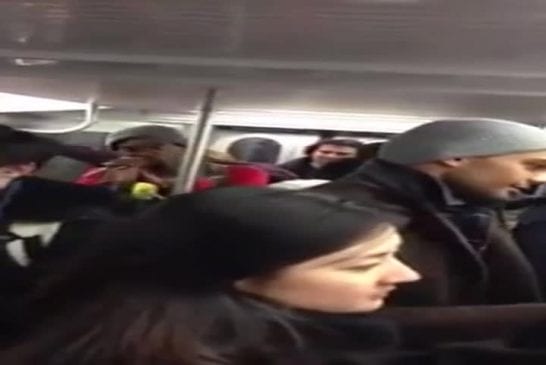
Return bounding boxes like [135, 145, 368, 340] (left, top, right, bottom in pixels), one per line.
[3, 187, 392, 364]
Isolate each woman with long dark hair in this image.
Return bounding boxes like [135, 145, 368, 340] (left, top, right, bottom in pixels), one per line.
[1, 188, 420, 364]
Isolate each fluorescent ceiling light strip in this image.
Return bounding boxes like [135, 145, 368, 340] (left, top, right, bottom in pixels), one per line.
[0, 93, 90, 113]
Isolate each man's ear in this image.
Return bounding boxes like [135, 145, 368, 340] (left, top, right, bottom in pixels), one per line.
[438, 157, 467, 168]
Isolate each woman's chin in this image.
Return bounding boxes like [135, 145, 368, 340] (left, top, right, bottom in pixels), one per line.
[342, 298, 386, 313]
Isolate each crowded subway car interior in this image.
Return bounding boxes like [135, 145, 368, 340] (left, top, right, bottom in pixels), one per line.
[4, 1, 546, 364]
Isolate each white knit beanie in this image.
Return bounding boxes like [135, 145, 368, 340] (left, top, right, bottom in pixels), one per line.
[379, 119, 546, 165]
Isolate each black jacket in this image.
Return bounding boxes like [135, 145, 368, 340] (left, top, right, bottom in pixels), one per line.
[278, 157, 320, 179]
[0, 177, 159, 346]
[279, 157, 363, 180]
[312, 159, 540, 306]
[310, 159, 546, 349]
[0, 177, 154, 302]
[513, 204, 546, 297]
[258, 307, 428, 365]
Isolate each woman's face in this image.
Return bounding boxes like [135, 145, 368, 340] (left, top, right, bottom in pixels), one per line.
[236, 228, 420, 313]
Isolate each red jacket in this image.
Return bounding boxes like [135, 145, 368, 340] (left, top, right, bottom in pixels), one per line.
[76, 165, 270, 192]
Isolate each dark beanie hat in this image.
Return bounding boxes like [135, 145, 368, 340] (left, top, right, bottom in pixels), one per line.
[84, 187, 385, 292]
[379, 119, 546, 165]
[106, 125, 187, 150]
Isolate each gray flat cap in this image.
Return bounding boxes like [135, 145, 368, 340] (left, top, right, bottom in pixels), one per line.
[379, 119, 546, 165]
[106, 125, 187, 150]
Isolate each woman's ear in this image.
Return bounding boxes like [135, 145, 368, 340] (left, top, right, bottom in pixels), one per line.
[233, 278, 254, 293]
[234, 278, 265, 296]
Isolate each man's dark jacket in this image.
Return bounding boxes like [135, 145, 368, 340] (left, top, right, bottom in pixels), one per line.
[310, 159, 546, 348]
[312, 159, 540, 306]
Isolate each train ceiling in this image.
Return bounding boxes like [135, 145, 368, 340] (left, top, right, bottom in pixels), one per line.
[0, 0, 546, 123]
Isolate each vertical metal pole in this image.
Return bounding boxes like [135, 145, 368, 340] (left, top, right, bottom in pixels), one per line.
[172, 88, 217, 194]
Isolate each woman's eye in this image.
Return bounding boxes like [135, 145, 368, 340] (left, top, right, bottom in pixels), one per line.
[346, 263, 379, 271]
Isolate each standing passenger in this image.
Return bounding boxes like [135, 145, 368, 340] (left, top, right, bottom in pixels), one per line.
[76, 125, 187, 193]
[312, 119, 546, 307]
[279, 139, 365, 179]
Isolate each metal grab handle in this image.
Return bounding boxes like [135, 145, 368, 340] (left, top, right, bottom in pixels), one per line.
[18, 99, 99, 134]
[172, 89, 217, 194]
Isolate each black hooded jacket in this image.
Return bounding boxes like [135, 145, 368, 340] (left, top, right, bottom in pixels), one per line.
[0, 177, 152, 299]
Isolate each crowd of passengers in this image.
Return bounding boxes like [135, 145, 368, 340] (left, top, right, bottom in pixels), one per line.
[3, 119, 546, 363]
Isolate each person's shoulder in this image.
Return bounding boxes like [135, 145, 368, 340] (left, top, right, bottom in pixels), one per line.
[0, 177, 117, 222]
[309, 179, 394, 203]
[278, 157, 309, 169]
[308, 180, 413, 225]
[434, 340, 546, 365]
[516, 204, 546, 226]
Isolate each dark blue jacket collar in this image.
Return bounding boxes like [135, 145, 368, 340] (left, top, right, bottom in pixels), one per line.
[0, 177, 117, 223]
[344, 159, 461, 209]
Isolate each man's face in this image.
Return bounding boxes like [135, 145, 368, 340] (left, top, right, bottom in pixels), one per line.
[116, 138, 185, 173]
[0, 163, 37, 190]
[441, 150, 546, 202]
[310, 144, 358, 168]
